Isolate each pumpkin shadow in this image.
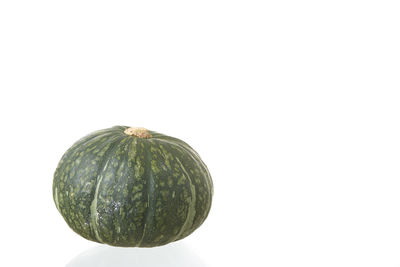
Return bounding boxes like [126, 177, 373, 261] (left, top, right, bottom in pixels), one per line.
[66, 242, 207, 267]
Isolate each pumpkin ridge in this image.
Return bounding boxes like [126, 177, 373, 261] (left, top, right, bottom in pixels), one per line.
[151, 140, 199, 240]
[155, 138, 212, 236]
[90, 136, 125, 243]
[55, 130, 116, 178]
[137, 140, 156, 246]
[56, 132, 121, 236]
[100, 136, 132, 245]
[123, 137, 149, 246]
[150, 142, 187, 245]
[175, 143, 213, 227]
[53, 130, 114, 201]
[174, 156, 197, 239]
[158, 137, 214, 222]
[111, 137, 133, 245]
[128, 137, 142, 245]
[54, 187, 60, 211]
[156, 136, 213, 195]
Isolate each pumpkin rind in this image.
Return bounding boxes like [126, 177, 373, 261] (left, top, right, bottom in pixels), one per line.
[53, 126, 213, 247]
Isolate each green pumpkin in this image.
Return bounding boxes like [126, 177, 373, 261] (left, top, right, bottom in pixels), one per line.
[53, 126, 213, 247]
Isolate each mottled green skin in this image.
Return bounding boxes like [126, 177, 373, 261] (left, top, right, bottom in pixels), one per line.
[53, 126, 213, 247]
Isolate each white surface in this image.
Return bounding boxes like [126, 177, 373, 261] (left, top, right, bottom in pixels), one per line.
[1, 1, 400, 266]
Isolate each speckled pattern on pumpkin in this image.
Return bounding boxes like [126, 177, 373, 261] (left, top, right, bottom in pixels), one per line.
[53, 126, 213, 247]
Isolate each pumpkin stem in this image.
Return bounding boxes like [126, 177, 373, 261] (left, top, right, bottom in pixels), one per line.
[124, 127, 152, 139]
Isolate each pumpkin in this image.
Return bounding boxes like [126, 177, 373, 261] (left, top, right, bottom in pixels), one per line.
[53, 126, 213, 247]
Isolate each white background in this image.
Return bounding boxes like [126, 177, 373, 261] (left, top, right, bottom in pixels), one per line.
[1, 1, 400, 266]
